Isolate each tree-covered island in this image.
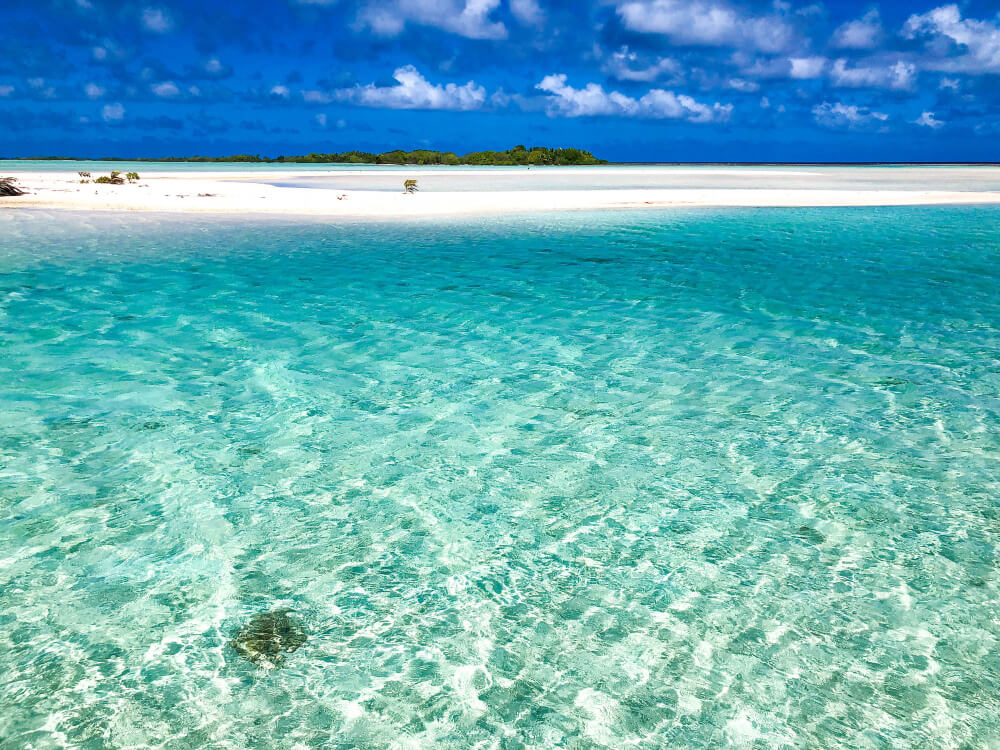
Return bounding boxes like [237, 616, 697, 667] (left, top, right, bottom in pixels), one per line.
[15, 145, 607, 166]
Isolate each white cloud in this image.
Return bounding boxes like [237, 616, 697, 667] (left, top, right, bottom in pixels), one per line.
[739, 55, 826, 80]
[141, 7, 173, 33]
[812, 101, 888, 129]
[28, 77, 45, 88]
[188, 85, 200, 96]
[302, 89, 333, 103]
[904, 5, 1000, 74]
[727, 77, 759, 92]
[335, 65, 487, 110]
[316, 113, 328, 127]
[204, 58, 223, 74]
[788, 56, 827, 78]
[85, 83, 105, 99]
[358, 0, 506, 40]
[915, 111, 944, 129]
[536, 74, 732, 122]
[831, 8, 882, 49]
[152, 81, 180, 97]
[510, 0, 544, 26]
[0, 85, 13, 97]
[615, 0, 796, 53]
[270, 84, 291, 98]
[102, 103, 125, 122]
[602, 46, 681, 82]
[92, 46, 108, 60]
[939, 76, 959, 89]
[830, 59, 916, 90]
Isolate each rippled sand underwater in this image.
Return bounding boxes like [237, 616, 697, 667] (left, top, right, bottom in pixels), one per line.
[1, 207, 999, 749]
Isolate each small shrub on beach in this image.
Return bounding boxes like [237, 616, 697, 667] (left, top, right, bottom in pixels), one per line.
[126, 172, 140, 183]
[0, 177, 25, 196]
[403, 179, 419, 194]
[95, 171, 125, 185]
[78, 171, 91, 183]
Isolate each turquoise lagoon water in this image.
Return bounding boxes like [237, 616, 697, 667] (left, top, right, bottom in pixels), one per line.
[1, 207, 999, 748]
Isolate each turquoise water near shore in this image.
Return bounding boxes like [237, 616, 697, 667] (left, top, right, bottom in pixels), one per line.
[1, 207, 999, 748]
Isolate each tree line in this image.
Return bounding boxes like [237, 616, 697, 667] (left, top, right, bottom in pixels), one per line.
[17, 145, 607, 166]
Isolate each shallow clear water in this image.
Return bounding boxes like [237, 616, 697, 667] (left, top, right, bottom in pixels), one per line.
[1, 207, 999, 749]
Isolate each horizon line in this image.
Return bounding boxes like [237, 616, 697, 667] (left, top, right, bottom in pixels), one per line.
[4, 157, 1000, 167]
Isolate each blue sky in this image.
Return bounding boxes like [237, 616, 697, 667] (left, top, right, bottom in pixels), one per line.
[2, 0, 999, 161]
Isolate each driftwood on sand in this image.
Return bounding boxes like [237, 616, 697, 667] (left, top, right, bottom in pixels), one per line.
[0, 177, 26, 196]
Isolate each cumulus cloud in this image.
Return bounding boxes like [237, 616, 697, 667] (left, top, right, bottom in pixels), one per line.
[102, 102, 125, 122]
[0, 85, 13, 97]
[830, 59, 916, 90]
[788, 56, 827, 79]
[141, 7, 172, 33]
[85, 83, 105, 99]
[812, 101, 888, 129]
[358, 0, 506, 39]
[602, 46, 681, 82]
[615, 0, 796, 53]
[335, 65, 487, 110]
[151, 81, 180, 97]
[727, 78, 759, 92]
[736, 55, 822, 80]
[510, 0, 544, 27]
[302, 89, 333, 103]
[915, 111, 944, 129]
[270, 84, 290, 98]
[904, 5, 1000, 74]
[536, 74, 732, 122]
[831, 9, 882, 49]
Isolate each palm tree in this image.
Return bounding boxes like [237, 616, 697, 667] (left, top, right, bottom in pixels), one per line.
[0, 177, 25, 196]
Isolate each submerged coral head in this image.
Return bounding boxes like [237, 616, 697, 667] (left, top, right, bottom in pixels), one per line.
[229, 609, 307, 668]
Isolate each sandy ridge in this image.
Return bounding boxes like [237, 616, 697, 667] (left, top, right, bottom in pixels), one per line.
[4, 170, 1000, 217]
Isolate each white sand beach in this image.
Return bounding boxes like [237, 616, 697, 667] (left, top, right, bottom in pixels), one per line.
[4, 167, 1000, 217]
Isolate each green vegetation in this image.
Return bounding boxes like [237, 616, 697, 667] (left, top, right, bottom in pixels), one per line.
[94, 171, 125, 184]
[20, 145, 606, 166]
[403, 179, 419, 194]
[78, 171, 91, 183]
[126, 172, 140, 183]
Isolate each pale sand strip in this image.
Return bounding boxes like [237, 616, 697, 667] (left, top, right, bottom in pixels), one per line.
[3, 170, 1000, 217]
